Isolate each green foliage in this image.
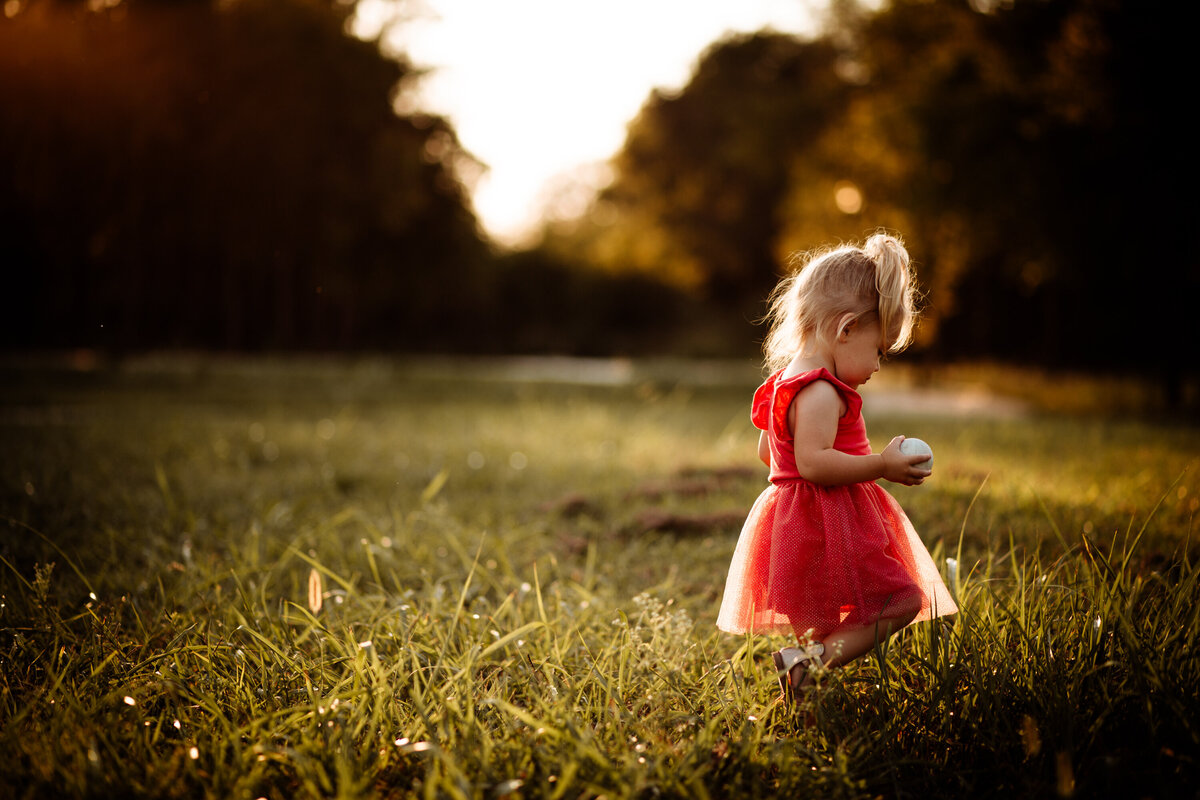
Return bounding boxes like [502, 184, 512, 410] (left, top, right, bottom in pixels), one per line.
[0, 0, 486, 351]
[478, 250, 744, 358]
[595, 32, 848, 310]
[851, 0, 1198, 368]
[566, 0, 1198, 377]
[1, 357, 1198, 797]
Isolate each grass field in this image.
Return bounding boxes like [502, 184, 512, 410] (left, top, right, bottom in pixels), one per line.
[1, 355, 1198, 799]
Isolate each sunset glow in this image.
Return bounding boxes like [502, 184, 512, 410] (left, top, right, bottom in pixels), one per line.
[352, 0, 820, 246]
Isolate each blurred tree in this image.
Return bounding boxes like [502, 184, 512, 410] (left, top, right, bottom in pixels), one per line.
[479, 247, 702, 357]
[0, 0, 487, 351]
[855, 0, 1197, 390]
[557, 0, 1195, 390]
[594, 32, 849, 319]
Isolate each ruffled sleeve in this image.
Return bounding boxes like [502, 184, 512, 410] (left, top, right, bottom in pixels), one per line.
[750, 371, 781, 431]
[754, 368, 863, 437]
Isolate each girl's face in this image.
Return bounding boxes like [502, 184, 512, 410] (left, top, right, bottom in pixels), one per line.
[834, 317, 885, 388]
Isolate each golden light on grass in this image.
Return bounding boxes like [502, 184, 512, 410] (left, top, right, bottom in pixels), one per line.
[5, 359, 1199, 797]
[307, 568, 323, 614]
[1020, 714, 1041, 758]
[1056, 751, 1075, 796]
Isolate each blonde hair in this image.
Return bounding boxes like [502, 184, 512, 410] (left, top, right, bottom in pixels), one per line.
[763, 232, 918, 372]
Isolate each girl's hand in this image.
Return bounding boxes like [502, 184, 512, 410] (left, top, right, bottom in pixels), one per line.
[881, 436, 932, 486]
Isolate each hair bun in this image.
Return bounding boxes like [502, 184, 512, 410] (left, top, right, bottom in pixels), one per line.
[863, 232, 916, 352]
[864, 233, 909, 268]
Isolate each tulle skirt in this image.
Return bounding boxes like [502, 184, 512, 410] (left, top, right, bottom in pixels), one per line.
[716, 479, 957, 637]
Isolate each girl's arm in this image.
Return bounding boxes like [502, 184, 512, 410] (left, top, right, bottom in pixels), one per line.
[789, 382, 928, 486]
[757, 430, 771, 467]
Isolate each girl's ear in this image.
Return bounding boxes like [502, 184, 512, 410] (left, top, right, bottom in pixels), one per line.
[835, 312, 859, 342]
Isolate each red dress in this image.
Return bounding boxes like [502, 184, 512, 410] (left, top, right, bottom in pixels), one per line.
[716, 368, 957, 637]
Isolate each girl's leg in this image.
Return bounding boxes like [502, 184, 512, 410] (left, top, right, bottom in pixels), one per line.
[818, 604, 918, 670]
[783, 594, 920, 692]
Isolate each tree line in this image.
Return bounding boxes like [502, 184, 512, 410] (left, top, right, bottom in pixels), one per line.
[1, 0, 687, 356]
[546, 0, 1196, 394]
[2, 0, 1195, 390]
[2, 0, 489, 351]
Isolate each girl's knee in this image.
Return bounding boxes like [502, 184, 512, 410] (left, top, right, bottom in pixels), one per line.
[885, 592, 921, 628]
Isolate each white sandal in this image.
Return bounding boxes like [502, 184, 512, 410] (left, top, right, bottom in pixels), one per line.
[772, 642, 825, 702]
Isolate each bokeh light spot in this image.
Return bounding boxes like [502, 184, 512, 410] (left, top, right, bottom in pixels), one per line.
[834, 181, 863, 214]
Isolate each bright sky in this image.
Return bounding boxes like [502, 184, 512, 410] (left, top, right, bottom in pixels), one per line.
[351, 0, 823, 247]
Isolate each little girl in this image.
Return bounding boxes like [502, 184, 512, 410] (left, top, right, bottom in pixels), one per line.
[716, 232, 957, 703]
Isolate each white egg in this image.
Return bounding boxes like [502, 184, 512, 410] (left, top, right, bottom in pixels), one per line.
[899, 437, 933, 470]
